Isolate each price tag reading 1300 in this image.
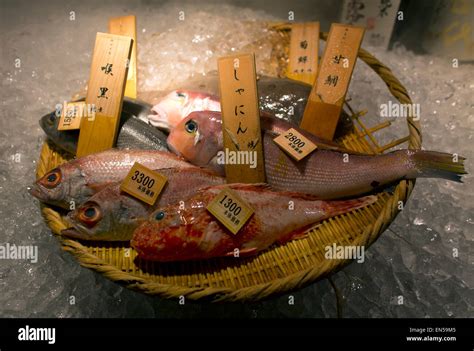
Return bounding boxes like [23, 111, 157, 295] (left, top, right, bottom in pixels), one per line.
[120, 162, 167, 205]
[206, 187, 254, 235]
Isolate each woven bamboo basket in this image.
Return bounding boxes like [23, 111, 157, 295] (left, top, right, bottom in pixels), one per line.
[36, 25, 421, 302]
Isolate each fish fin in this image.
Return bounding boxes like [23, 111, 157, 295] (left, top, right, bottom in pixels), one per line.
[323, 195, 378, 218]
[224, 247, 257, 257]
[206, 156, 226, 176]
[154, 167, 221, 178]
[263, 127, 365, 155]
[87, 182, 112, 193]
[227, 183, 271, 191]
[198, 183, 272, 194]
[277, 228, 309, 244]
[410, 150, 467, 183]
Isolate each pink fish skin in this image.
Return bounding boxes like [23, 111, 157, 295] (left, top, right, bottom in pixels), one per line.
[131, 184, 377, 262]
[148, 90, 220, 131]
[62, 168, 224, 241]
[166, 111, 467, 199]
[29, 149, 193, 209]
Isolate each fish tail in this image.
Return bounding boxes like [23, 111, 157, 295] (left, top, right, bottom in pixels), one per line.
[410, 150, 467, 183]
[324, 195, 378, 217]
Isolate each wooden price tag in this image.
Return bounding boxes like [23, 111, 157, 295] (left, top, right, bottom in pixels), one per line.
[206, 187, 254, 235]
[109, 15, 137, 99]
[76, 32, 133, 157]
[300, 24, 365, 140]
[58, 102, 85, 130]
[217, 53, 266, 184]
[273, 128, 318, 161]
[287, 22, 320, 85]
[119, 162, 167, 205]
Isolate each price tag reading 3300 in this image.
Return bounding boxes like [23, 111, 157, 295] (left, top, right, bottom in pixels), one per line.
[120, 162, 167, 205]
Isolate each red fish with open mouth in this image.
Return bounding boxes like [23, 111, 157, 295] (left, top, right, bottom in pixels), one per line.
[131, 184, 377, 262]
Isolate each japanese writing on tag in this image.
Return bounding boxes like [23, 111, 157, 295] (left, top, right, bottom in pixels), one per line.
[58, 102, 85, 130]
[273, 128, 318, 161]
[76, 32, 133, 157]
[311, 23, 365, 105]
[287, 22, 320, 85]
[300, 23, 365, 140]
[217, 53, 266, 184]
[109, 15, 137, 98]
[120, 162, 167, 205]
[206, 187, 254, 235]
[341, 0, 401, 49]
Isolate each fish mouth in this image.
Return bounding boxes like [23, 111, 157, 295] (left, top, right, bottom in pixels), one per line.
[61, 214, 93, 240]
[167, 142, 182, 157]
[61, 227, 84, 239]
[28, 184, 47, 201]
[148, 106, 170, 131]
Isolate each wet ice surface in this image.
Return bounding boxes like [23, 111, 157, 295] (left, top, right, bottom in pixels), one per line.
[1, 1, 472, 318]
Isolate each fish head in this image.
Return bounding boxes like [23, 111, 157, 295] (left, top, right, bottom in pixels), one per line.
[131, 199, 213, 261]
[29, 165, 85, 208]
[149, 90, 191, 130]
[62, 201, 106, 239]
[39, 111, 60, 136]
[167, 111, 223, 167]
[62, 188, 148, 241]
[39, 110, 78, 154]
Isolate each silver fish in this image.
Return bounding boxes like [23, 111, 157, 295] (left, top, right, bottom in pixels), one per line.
[39, 98, 169, 154]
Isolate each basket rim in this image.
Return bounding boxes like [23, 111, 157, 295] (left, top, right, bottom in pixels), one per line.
[37, 29, 421, 302]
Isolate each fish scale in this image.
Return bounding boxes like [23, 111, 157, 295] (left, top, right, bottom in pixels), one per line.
[39, 98, 169, 155]
[131, 184, 378, 262]
[29, 149, 193, 209]
[62, 168, 225, 241]
[167, 112, 466, 200]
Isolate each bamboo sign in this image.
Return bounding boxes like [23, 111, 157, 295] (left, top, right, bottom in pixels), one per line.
[108, 15, 137, 99]
[217, 53, 266, 184]
[300, 24, 365, 140]
[76, 33, 133, 157]
[287, 22, 320, 85]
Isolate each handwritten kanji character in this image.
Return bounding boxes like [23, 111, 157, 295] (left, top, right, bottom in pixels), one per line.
[333, 55, 346, 64]
[98, 87, 109, 99]
[324, 75, 339, 87]
[101, 63, 113, 75]
[298, 56, 308, 64]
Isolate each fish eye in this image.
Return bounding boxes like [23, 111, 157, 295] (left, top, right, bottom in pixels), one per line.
[39, 168, 61, 189]
[48, 113, 56, 124]
[185, 119, 197, 134]
[84, 207, 96, 218]
[154, 211, 165, 221]
[78, 203, 102, 227]
[176, 91, 186, 98]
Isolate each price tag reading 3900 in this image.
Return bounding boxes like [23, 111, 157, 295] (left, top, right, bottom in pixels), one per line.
[120, 162, 167, 205]
[273, 128, 318, 161]
[206, 187, 254, 235]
